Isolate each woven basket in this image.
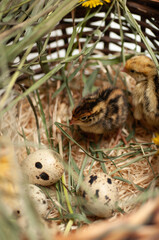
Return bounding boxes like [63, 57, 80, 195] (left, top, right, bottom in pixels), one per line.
[3, 0, 159, 239]
[56, 0, 159, 54]
[17, 0, 159, 82]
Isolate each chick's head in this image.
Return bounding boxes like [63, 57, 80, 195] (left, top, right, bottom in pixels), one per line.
[124, 55, 158, 82]
[70, 96, 105, 127]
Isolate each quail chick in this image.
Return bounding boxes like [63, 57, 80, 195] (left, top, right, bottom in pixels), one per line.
[70, 87, 128, 136]
[124, 55, 159, 130]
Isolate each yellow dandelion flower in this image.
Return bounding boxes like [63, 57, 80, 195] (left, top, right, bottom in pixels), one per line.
[80, 0, 111, 8]
[0, 156, 11, 178]
[153, 133, 159, 146]
[0, 136, 20, 209]
[0, 149, 16, 196]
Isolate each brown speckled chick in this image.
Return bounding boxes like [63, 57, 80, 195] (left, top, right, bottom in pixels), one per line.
[70, 87, 128, 135]
[124, 55, 159, 130]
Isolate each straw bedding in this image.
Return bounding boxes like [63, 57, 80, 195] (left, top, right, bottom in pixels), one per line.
[0, 0, 159, 239]
[1, 59, 159, 237]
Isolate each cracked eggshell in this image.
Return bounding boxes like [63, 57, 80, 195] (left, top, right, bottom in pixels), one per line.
[22, 149, 64, 186]
[16, 184, 48, 218]
[80, 172, 118, 218]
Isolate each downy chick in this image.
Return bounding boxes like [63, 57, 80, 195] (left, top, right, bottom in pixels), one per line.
[70, 87, 128, 135]
[124, 55, 159, 130]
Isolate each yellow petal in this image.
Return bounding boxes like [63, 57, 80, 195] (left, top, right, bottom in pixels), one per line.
[80, 0, 110, 8]
[152, 133, 159, 146]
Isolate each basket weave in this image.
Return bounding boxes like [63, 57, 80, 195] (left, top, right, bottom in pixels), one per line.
[57, 0, 159, 53]
[46, 1, 159, 238]
[6, 1, 159, 239]
[17, 0, 159, 82]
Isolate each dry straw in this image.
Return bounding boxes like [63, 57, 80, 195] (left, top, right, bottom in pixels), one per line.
[0, 0, 159, 239]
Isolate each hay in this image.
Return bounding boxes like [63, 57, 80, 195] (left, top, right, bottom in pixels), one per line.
[1, 60, 159, 235]
[55, 196, 159, 240]
[1, 0, 159, 239]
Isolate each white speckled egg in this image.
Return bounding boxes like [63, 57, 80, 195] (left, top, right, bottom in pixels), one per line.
[80, 172, 118, 218]
[16, 184, 48, 218]
[22, 149, 64, 186]
[27, 184, 48, 217]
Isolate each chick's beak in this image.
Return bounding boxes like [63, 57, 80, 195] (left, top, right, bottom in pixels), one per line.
[69, 118, 74, 125]
[70, 117, 80, 125]
[122, 67, 126, 72]
[70, 116, 77, 125]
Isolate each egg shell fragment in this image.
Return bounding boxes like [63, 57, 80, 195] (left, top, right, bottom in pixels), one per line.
[80, 172, 118, 218]
[22, 149, 64, 186]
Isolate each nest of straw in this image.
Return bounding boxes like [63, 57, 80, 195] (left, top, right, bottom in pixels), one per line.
[1, 0, 159, 239]
[2, 59, 159, 239]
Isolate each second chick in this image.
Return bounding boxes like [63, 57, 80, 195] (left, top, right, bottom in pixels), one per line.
[124, 55, 159, 130]
[70, 87, 128, 135]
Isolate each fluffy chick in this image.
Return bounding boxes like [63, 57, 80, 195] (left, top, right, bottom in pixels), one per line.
[124, 55, 159, 130]
[70, 87, 128, 135]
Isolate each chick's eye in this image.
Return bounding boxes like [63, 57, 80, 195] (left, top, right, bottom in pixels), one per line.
[80, 116, 87, 121]
[130, 69, 135, 73]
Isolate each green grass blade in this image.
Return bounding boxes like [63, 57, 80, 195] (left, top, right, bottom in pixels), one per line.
[55, 122, 108, 162]
[76, 155, 88, 192]
[0, 63, 64, 118]
[119, 0, 159, 73]
[3, 0, 79, 62]
[82, 69, 99, 96]
[17, 83, 41, 144]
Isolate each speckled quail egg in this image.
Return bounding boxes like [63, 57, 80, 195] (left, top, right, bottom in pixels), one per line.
[22, 149, 64, 186]
[16, 184, 48, 218]
[80, 172, 118, 218]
